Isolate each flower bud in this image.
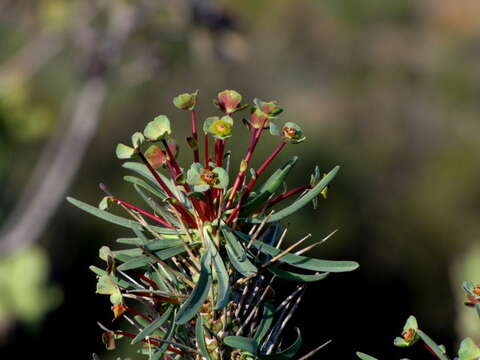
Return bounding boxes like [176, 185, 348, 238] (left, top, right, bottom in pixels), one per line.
[173, 90, 198, 111]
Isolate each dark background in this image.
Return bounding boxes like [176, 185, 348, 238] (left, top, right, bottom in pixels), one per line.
[1, 0, 480, 358]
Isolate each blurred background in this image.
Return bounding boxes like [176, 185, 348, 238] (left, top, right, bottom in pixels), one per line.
[1, 0, 480, 358]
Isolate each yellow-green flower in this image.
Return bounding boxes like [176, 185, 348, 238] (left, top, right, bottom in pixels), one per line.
[203, 116, 234, 139]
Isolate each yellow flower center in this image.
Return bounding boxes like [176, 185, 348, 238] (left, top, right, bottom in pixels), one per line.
[282, 126, 298, 139]
[212, 120, 232, 137]
[201, 170, 218, 185]
[402, 329, 415, 341]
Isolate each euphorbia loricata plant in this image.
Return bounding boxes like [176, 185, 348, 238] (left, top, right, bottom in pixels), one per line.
[68, 89, 359, 360]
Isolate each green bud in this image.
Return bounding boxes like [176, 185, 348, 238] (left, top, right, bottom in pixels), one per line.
[173, 90, 198, 110]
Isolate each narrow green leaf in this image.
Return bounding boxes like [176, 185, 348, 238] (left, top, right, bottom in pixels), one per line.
[246, 166, 339, 223]
[117, 256, 153, 271]
[67, 197, 142, 230]
[124, 175, 167, 200]
[254, 303, 275, 344]
[151, 310, 176, 360]
[224, 336, 258, 354]
[221, 226, 257, 277]
[260, 328, 301, 360]
[175, 253, 212, 324]
[122, 162, 178, 198]
[133, 184, 180, 227]
[417, 330, 449, 360]
[131, 306, 173, 344]
[356, 352, 379, 360]
[242, 157, 298, 214]
[204, 229, 230, 310]
[252, 240, 359, 273]
[195, 316, 211, 360]
[267, 267, 330, 282]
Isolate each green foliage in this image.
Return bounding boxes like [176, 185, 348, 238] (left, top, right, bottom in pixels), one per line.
[0, 246, 61, 327]
[69, 89, 357, 359]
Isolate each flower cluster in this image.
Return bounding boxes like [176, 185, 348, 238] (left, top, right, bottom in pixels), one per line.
[69, 89, 355, 360]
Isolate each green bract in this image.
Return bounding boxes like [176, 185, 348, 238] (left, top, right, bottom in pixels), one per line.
[270, 122, 306, 144]
[173, 90, 198, 111]
[458, 338, 480, 360]
[115, 143, 135, 159]
[131, 132, 145, 149]
[249, 98, 282, 129]
[203, 115, 234, 139]
[394, 315, 419, 347]
[143, 115, 172, 141]
[186, 163, 229, 192]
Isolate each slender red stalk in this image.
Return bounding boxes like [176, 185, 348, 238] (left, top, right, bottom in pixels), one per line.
[225, 119, 269, 209]
[204, 133, 210, 168]
[137, 274, 159, 289]
[227, 142, 287, 224]
[266, 185, 310, 210]
[126, 306, 151, 322]
[162, 139, 181, 176]
[191, 110, 200, 162]
[113, 197, 174, 229]
[138, 152, 196, 228]
[423, 344, 442, 360]
[215, 138, 226, 166]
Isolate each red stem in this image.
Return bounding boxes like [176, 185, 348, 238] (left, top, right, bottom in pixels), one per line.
[227, 142, 287, 224]
[266, 185, 310, 210]
[137, 274, 159, 289]
[215, 138, 225, 167]
[138, 152, 196, 228]
[225, 119, 269, 209]
[113, 197, 174, 229]
[162, 139, 181, 177]
[204, 133, 210, 168]
[126, 306, 151, 322]
[191, 110, 200, 162]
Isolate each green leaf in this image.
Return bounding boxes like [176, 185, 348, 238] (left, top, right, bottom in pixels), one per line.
[417, 330, 449, 360]
[260, 328, 301, 360]
[175, 253, 212, 325]
[224, 336, 258, 354]
[221, 226, 257, 277]
[195, 316, 211, 360]
[98, 196, 111, 210]
[67, 197, 142, 230]
[254, 303, 275, 344]
[247, 166, 340, 223]
[124, 175, 167, 200]
[116, 143, 135, 159]
[122, 162, 179, 201]
[458, 337, 480, 360]
[151, 310, 176, 360]
[242, 157, 298, 215]
[117, 256, 153, 271]
[204, 229, 230, 310]
[132, 306, 173, 344]
[144, 115, 172, 141]
[356, 352, 379, 360]
[252, 240, 358, 273]
[267, 267, 329, 282]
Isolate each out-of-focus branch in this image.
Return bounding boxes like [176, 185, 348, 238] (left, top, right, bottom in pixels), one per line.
[0, 1, 142, 255]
